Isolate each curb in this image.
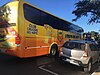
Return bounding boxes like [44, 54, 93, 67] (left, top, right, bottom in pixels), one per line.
[91, 72, 100, 75]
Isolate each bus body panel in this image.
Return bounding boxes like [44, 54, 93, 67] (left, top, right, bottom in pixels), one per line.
[0, 1, 82, 58]
[0, 1, 20, 56]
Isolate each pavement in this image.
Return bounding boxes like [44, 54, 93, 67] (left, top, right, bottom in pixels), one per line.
[0, 54, 99, 75]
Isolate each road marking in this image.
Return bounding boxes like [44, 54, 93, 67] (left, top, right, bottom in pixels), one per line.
[39, 65, 59, 75]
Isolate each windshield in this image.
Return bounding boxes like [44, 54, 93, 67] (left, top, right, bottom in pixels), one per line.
[63, 42, 85, 50]
[0, 1, 18, 25]
[0, 5, 12, 28]
[0, 5, 11, 21]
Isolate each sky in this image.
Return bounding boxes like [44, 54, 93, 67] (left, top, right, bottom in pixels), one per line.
[0, 0, 100, 33]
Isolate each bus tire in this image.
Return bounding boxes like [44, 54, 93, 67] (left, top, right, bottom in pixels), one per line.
[50, 44, 58, 58]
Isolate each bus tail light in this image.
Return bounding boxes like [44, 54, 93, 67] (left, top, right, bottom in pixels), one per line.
[15, 35, 21, 45]
[11, 30, 21, 45]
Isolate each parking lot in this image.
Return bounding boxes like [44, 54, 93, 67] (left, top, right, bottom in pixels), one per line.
[0, 53, 99, 75]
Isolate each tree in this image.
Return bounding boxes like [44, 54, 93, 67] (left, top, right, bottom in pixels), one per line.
[72, 0, 100, 24]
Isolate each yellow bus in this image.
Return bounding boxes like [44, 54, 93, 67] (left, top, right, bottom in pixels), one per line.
[0, 0, 83, 58]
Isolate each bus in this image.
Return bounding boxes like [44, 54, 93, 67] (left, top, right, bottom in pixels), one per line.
[0, 0, 84, 58]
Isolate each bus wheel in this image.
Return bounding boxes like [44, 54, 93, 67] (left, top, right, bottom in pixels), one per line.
[50, 45, 58, 58]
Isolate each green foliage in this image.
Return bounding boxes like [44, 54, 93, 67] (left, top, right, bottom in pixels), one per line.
[90, 31, 98, 37]
[72, 0, 100, 24]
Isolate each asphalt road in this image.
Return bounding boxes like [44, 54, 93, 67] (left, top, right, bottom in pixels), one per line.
[0, 54, 99, 75]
